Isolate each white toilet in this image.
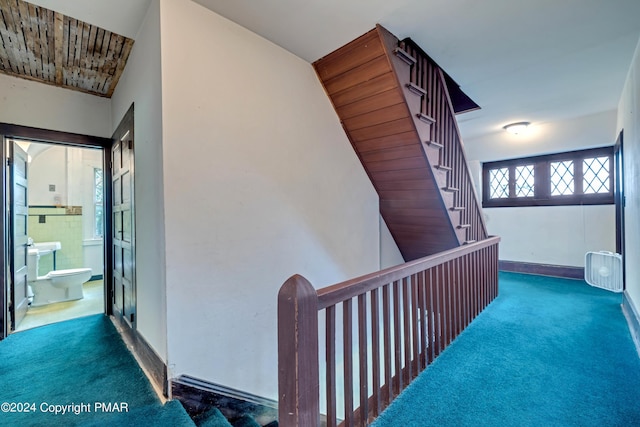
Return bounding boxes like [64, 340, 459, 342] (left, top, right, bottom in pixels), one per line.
[27, 248, 93, 307]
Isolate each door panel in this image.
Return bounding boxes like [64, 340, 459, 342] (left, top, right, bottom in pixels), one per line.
[111, 107, 136, 327]
[10, 142, 29, 329]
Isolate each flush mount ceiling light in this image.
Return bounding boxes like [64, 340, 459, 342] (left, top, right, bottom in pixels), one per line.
[503, 122, 530, 135]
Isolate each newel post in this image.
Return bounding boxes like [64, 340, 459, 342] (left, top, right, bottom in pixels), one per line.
[278, 274, 320, 427]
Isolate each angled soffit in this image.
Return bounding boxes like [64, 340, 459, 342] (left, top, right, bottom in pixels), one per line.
[0, 0, 134, 98]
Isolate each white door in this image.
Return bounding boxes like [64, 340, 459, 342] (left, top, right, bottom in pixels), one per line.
[10, 141, 29, 329]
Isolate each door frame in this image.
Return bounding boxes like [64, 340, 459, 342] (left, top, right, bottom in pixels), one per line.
[614, 130, 625, 286]
[0, 123, 112, 340]
[110, 104, 136, 328]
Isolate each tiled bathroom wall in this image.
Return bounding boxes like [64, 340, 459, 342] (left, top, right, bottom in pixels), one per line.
[28, 206, 83, 275]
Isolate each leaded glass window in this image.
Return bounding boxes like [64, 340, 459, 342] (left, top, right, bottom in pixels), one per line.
[489, 167, 509, 199]
[515, 165, 534, 197]
[482, 147, 613, 208]
[550, 160, 574, 196]
[583, 157, 610, 194]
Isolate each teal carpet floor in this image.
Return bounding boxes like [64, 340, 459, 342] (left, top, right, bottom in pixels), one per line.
[372, 272, 640, 427]
[0, 314, 194, 426]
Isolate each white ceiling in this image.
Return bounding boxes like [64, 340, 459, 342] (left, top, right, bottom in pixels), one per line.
[192, 0, 640, 142]
[39, 0, 640, 144]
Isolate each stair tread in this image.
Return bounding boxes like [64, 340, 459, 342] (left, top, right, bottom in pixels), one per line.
[450, 206, 466, 211]
[442, 186, 459, 192]
[424, 140, 443, 149]
[417, 113, 436, 124]
[464, 240, 477, 244]
[393, 47, 417, 65]
[406, 82, 427, 96]
[435, 164, 452, 171]
[457, 224, 471, 229]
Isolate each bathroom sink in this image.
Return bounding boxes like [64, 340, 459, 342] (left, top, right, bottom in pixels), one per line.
[33, 241, 61, 255]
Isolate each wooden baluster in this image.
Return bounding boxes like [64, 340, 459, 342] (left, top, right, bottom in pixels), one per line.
[382, 284, 392, 407]
[411, 274, 420, 377]
[464, 254, 471, 326]
[426, 268, 435, 364]
[343, 299, 354, 426]
[444, 261, 452, 347]
[452, 258, 460, 338]
[393, 281, 402, 396]
[436, 264, 445, 355]
[326, 305, 337, 427]
[403, 278, 411, 384]
[418, 271, 428, 370]
[277, 275, 319, 427]
[371, 288, 381, 417]
[469, 252, 476, 320]
[358, 294, 368, 426]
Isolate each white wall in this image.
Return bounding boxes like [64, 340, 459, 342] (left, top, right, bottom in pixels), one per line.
[27, 144, 104, 276]
[29, 146, 67, 205]
[617, 37, 640, 316]
[380, 216, 404, 269]
[111, 0, 168, 362]
[160, 0, 388, 398]
[0, 73, 110, 137]
[464, 110, 617, 267]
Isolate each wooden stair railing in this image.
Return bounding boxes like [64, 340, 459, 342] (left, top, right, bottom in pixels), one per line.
[278, 236, 500, 426]
[398, 38, 488, 245]
[314, 25, 487, 260]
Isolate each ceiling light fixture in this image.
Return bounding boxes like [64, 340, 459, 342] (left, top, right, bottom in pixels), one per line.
[503, 122, 530, 135]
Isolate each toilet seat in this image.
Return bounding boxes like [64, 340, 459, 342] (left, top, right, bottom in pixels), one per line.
[47, 267, 92, 278]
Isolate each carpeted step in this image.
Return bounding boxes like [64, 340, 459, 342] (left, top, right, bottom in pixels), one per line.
[83, 399, 196, 426]
[230, 414, 262, 427]
[194, 406, 233, 427]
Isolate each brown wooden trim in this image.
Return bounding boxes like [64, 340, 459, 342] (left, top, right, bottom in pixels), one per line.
[111, 313, 168, 396]
[172, 375, 279, 426]
[622, 292, 640, 357]
[499, 260, 584, 280]
[0, 135, 6, 339]
[483, 146, 614, 208]
[0, 123, 111, 147]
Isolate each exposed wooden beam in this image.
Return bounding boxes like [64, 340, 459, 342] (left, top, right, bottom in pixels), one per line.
[54, 11, 63, 85]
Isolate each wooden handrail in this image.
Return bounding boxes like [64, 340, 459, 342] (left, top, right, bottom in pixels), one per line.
[278, 237, 500, 427]
[317, 236, 499, 309]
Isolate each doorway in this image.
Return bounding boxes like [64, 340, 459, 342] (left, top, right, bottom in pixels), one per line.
[10, 139, 105, 332]
[0, 124, 114, 340]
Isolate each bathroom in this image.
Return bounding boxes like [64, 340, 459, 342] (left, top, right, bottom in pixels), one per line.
[14, 140, 104, 331]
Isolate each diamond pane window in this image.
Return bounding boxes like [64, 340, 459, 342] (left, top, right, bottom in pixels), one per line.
[483, 147, 613, 208]
[550, 160, 574, 196]
[515, 165, 534, 197]
[583, 157, 610, 194]
[489, 167, 509, 199]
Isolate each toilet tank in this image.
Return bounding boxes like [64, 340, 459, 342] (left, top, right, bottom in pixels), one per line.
[27, 249, 40, 280]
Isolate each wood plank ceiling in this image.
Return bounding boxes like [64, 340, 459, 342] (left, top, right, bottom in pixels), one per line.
[0, 0, 133, 97]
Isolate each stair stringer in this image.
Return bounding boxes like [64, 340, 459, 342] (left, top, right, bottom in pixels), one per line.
[314, 27, 461, 260]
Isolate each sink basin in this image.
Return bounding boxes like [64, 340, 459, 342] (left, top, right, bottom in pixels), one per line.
[33, 241, 61, 255]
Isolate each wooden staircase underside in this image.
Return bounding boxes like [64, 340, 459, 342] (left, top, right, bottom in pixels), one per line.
[314, 26, 467, 260]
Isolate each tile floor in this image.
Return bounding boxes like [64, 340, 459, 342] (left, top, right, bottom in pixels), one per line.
[15, 279, 104, 331]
